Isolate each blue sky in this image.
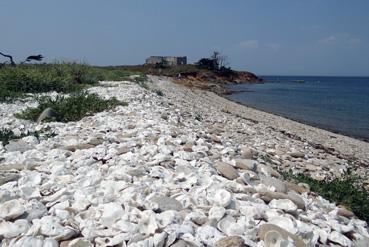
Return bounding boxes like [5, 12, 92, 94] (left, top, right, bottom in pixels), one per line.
[1, 0, 369, 76]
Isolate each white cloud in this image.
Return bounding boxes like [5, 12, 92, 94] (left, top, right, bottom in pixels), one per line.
[318, 34, 362, 47]
[319, 35, 337, 45]
[266, 43, 281, 51]
[239, 40, 259, 49]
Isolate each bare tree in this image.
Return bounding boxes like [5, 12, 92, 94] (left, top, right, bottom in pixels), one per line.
[0, 52, 16, 66]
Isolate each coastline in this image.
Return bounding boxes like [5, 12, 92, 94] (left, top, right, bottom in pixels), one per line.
[1, 76, 368, 245]
[227, 97, 369, 143]
[157, 75, 369, 173]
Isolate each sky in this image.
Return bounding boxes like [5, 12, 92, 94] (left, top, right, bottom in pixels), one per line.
[1, 0, 369, 76]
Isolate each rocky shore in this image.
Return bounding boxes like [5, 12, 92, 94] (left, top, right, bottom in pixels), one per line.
[0, 76, 368, 246]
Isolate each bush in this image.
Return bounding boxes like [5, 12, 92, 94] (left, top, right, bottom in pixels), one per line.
[283, 171, 369, 224]
[15, 91, 126, 122]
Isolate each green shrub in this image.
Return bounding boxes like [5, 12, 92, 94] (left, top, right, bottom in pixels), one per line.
[15, 91, 126, 122]
[283, 171, 369, 224]
[0, 128, 40, 145]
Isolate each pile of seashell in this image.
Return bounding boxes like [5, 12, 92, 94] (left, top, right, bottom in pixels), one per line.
[0, 78, 368, 246]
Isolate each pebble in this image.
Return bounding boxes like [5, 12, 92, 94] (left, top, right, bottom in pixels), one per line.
[214, 162, 239, 180]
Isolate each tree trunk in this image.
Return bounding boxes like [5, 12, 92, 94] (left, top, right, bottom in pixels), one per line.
[0, 52, 16, 66]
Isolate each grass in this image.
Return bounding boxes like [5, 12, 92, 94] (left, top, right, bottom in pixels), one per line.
[0, 62, 149, 102]
[282, 170, 369, 224]
[0, 127, 57, 146]
[15, 91, 126, 122]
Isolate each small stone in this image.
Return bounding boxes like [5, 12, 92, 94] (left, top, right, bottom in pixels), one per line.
[87, 137, 104, 146]
[0, 172, 20, 185]
[234, 159, 257, 171]
[214, 162, 239, 180]
[64, 144, 95, 152]
[289, 152, 305, 158]
[329, 231, 353, 247]
[269, 199, 297, 213]
[260, 176, 287, 193]
[183, 145, 193, 152]
[214, 236, 245, 247]
[285, 182, 309, 194]
[116, 146, 130, 155]
[4, 140, 34, 153]
[212, 135, 222, 143]
[337, 208, 355, 218]
[150, 196, 183, 211]
[240, 147, 254, 159]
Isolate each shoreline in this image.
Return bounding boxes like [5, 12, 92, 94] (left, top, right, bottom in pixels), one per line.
[226, 97, 369, 143]
[158, 75, 369, 170]
[1, 76, 368, 245]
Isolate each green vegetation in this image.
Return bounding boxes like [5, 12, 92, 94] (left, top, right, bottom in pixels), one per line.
[0, 63, 149, 102]
[0, 127, 57, 146]
[153, 89, 164, 96]
[283, 171, 369, 223]
[16, 92, 125, 122]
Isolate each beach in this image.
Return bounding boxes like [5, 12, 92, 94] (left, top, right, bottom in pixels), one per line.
[0, 76, 368, 246]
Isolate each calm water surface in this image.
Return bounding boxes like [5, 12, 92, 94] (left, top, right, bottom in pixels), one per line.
[225, 76, 369, 141]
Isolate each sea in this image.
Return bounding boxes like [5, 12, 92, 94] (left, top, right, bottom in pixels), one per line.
[225, 76, 369, 141]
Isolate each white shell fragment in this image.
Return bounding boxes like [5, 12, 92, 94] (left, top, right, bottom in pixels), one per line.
[0, 77, 367, 246]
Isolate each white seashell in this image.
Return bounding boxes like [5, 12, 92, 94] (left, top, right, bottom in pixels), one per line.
[95, 233, 127, 247]
[31, 216, 77, 241]
[268, 216, 297, 234]
[240, 203, 267, 220]
[264, 230, 291, 247]
[196, 225, 224, 246]
[7, 236, 50, 247]
[217, 216, 236, 234]
[156, 210, 181, 228]
[208, 206, 226, 221]
[138, 210, 158, 236]
[269, 199, 298, 213]
[329, 231, 353, 247]
[212, 189, 232, 208]
[0, 199, 25, 220]
[25, 199, 48, 221]
[67, 238, 94, 247]
[0, 219, 29, 238]
[98, 202, 124, 227]
[153, 231, 168, 247]
[185, 211, 207, 225]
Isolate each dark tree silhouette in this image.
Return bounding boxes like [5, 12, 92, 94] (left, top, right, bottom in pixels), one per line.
[0, 52, 16, 66]
[25, 54, 44, 62]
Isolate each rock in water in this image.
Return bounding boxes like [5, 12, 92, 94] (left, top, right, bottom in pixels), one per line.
[37, 107, 58, 123]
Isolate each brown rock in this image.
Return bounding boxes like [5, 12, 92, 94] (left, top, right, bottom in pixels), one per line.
[337, 208, 355, 218]
[183, 145, 193, 152]
[212, 135, 222, 143]
[64, 144, 95, 152]
[289, 152, 305, 158]
[240, 147, 254, 159]
[259, 190, 305, 210]
[235, 159, 257, 171]
[87, 137, 104, 146]
[285, 182, 309, 194]
[258, 224, 306, 247]
[214, 162, 239, 180]
[215, 236, 245, 247]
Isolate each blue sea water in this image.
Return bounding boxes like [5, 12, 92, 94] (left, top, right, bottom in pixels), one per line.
[225, 76, 369, 141]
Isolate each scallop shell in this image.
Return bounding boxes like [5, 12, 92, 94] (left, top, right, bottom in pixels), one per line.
[0, 199, 25, 220]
